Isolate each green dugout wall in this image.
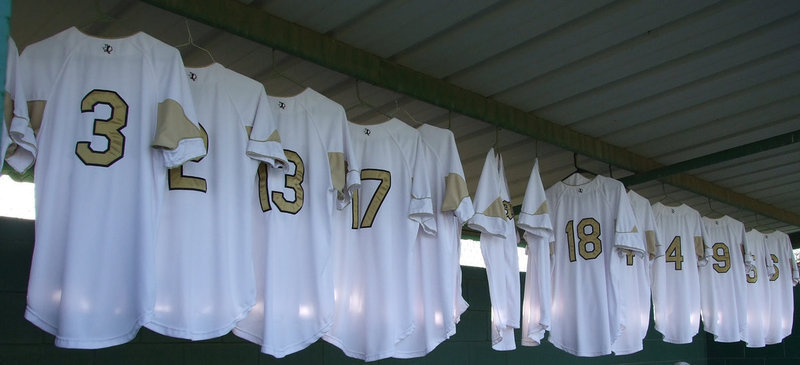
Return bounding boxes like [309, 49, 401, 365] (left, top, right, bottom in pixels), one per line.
[1, 217, 798, 364]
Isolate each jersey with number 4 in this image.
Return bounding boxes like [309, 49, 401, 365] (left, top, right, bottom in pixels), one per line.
[324, 118, 435, 361]
[18, 27, 205, 348]
[233, 88, 359, 358]
[146, 63, 286, 340]
[764, 230, 799, 344]
[546, 174, 642, 357]
[611, 189, 657, 355]
[651, 203, 709, 344]
[468, 148, 520, 351]
[699, 216, 749, 343]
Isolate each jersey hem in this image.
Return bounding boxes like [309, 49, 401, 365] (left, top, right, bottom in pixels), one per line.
[322, 323, 415, 362]
[549, 337, 612, 357]
[232, 320, 332, 358]
[25, 306, 149, 349]
[611, 343, 644, 355]
[145, 301, 254, 341]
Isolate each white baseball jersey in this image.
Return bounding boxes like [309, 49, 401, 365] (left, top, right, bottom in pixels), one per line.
[764, 230, 799, 344]
[468, 148, 520, 351]
[146, 63, 286, 340]
[19, 27, 205, 348]
[517, 158, 553, 347]
[546, 173, 643, 357]
[651, 203, 709, 344]
[698, 215, 749, 343]
[2, 38, 35, 174]
[393, 124, 473, 358]
[742, 230, 772, 347]
[611, 189, 657, 355]
[324, 119, 435, 361]
[234, 88, 359, 357]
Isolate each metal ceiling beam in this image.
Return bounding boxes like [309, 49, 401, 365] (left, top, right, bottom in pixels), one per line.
[142, 0, 800, 228]
[620, 130, 800, 186]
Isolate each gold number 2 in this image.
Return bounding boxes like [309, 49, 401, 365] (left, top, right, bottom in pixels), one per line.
[75, 89, 128, 167]
[352, 169, 391, 229]
[168, 124, 209, 192]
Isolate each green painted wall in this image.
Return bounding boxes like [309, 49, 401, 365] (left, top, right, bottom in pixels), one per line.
[1, 217, 797, 364]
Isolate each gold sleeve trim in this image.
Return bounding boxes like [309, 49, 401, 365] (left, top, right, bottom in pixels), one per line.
[442, 173, 469, 212]
[646, 230, 657, 259]
[27, 100, 46, 134]
[153, 99, 203, 150]
[482, 197, 507, 219]
[267, 130, 281, 143]
[328, 152, 346, 193]
[533, 201, 548, 215]
[245, 126, 253, 138]
[694, 236, 705, 259]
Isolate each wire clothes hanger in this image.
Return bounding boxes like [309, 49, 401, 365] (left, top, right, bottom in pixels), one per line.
[175, 19, 215, 65]
[706, 197, 723, 219]
[658, 182, 679, 205]
[560, 152, 595, 182]
[78, 0, 134, 36]
[266, 48, 306, 91]
[345, 79, 392, 122]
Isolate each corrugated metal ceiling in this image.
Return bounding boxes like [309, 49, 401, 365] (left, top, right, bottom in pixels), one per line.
[10, 0, 800, 237]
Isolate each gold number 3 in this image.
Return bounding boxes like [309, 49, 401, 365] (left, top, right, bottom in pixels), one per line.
[75, 90, 128, 167]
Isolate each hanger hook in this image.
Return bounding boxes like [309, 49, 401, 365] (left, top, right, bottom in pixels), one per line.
[447, 110, 452, 130]
[494, 127, 500, 150]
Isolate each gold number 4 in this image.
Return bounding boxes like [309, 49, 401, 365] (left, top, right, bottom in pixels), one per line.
[168, 124, 209, 192]
[665, 236, 684, 270]
[258, 149, 305, 214]
[565, 217, 602, 262]
[352, 169, 391, 229]
[75, 89, 128, 167]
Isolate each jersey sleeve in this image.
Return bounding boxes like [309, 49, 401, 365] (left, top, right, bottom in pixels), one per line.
[519, 160, 552, 346]
[3, 38, 36, 173]
[150, 47, 206, 168]
[243, 82, 287, 169]
[517, 159, 553, 242]
[439, 131, 474, 224]
[696, 218, 711, 267]
[614, 185, 645, 254]
[409, 137, 436, 235]
[467, 149, 508, 238]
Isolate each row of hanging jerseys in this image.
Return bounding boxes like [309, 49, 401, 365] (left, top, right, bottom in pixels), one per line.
[1, 27, 474, 361]
[0, 26, 796, 361]
[474, 151, 799, 357]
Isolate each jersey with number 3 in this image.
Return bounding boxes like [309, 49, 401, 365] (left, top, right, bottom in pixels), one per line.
[651, 203, 709, 344]
[18, 27, 206, 348]
[233, 88, 359, 358]
[147, 63, 286, 340]
[324, 118, 436, 361]
[546, 174, 643, 357]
